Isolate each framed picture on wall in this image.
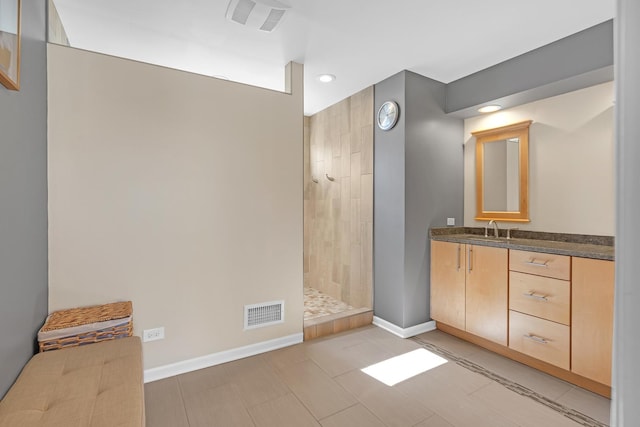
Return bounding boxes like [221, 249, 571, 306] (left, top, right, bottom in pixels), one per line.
[0, 0, 21, 90]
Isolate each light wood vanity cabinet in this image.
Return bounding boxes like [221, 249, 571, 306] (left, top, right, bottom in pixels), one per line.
[571, 257, 615, 386]
[430, 241, 508, 345]
[430, 240, 614, 396]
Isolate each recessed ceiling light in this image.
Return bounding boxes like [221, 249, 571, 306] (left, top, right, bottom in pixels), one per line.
[317, 74, 336, 83]
[478, 105, 502, 113]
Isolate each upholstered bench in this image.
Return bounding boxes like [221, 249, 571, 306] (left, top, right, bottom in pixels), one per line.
[0, 336, 144, 427]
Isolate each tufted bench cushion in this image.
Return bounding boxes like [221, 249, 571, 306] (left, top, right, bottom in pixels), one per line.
[0, 336, 144, 427]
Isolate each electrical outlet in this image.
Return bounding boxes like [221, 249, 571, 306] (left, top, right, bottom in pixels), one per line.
[447, 217, 455, 226]
[143, 327, 165, 342]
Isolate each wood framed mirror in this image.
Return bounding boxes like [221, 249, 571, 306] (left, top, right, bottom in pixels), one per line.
[473, 120, 532, 222]
[0, 0, 21, 90]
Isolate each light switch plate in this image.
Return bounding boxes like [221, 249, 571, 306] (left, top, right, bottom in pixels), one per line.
[447, 217, 455, 226]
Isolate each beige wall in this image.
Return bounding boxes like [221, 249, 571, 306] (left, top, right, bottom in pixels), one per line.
[464, 81, 614, 236]
[47, 44, 303, 369]
[304, 87, 373, 309]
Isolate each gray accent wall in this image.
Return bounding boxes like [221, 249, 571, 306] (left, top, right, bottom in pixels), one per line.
[374, 71, 463, 329]
[373, 72, 406, 327]
[613, 1, 640, 425]
[0, 1, 48, 398]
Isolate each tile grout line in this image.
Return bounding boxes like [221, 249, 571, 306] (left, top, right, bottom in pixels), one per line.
[410, 336, 608, 427]
[261, 355, 321, 425]
[175, 376, 194, 427]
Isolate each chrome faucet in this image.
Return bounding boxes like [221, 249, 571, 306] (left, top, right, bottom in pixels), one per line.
[485, 220, 500, 238]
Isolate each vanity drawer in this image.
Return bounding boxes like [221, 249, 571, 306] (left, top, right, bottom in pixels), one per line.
[509, 310, 569, 370]
[509, 271, 570, 325]
[509, 250, 570, 280]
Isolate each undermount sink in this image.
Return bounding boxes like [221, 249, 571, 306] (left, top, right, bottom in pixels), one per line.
[461, 234, 503, 241]
[459, 234, 525, 244]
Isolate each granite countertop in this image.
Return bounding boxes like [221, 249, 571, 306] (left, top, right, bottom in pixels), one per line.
[430, 227, 614, 261]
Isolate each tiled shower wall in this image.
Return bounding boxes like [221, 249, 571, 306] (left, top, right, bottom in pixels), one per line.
[303, 87, 374, 309]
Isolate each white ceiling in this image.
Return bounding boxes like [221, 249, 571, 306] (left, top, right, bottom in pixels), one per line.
[52, 0, 614, 115]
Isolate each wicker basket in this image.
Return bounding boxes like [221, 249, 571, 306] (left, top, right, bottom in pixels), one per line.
[38, 301, 133, 352]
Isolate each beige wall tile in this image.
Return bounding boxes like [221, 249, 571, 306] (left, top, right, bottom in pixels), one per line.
[339, 100, 351, 135]
[360, 174, 373, 223]
[350, 244, 362, 305]
[349, 312, 373, 329]
[361, 125, 374, 174]
[350, 153, 362, 196]
[340, 134, 351, 177]
[350, 126, 362, 154]
[305, 88, 373, 310]
[316, 321, 336, 338]
[350, 200, 361, 245]
[333, 317, 352, 334]
[304, 324, 318, 341]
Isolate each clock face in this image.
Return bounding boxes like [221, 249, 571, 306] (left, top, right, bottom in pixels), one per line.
[377, 101, 399, 131]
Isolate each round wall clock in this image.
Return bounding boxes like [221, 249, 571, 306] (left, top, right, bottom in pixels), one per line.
[377, 101, 399, 131]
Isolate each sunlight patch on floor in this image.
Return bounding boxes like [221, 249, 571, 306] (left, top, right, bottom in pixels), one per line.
[361, 348, 448, 386]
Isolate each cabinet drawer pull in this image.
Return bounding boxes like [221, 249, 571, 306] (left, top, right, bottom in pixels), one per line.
[524, 259, 549, 268]
[523, 291, 549, 301]
[524, 334, 549, 344]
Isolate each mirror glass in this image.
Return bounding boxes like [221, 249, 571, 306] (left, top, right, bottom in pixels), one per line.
[482, 137, 520, 211]
[473, 120, 531, 222]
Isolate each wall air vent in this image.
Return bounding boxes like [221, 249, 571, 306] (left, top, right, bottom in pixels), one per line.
[244, 300, 284, 330]
[225, 0, 290, 32]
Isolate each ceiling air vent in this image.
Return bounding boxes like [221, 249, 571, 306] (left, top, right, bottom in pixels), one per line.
[244, 300, 284, 330]
[226, 0, 290, 32]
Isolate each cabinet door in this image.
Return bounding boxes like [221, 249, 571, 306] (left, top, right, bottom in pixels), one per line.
[430, 241, 466, 330]
[572, 257, 614, 386]
[466, 245, 508, 345]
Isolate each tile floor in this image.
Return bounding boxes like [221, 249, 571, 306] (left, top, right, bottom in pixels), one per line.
[145, 326, 611, 427]
[304, 287, 354, 321]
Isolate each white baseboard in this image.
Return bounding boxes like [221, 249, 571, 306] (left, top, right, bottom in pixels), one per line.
[372, 316, 436, 339]
[144, 333, 303, 383]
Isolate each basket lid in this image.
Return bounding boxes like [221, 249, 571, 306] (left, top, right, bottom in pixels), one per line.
[41, 301, 133, 332]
